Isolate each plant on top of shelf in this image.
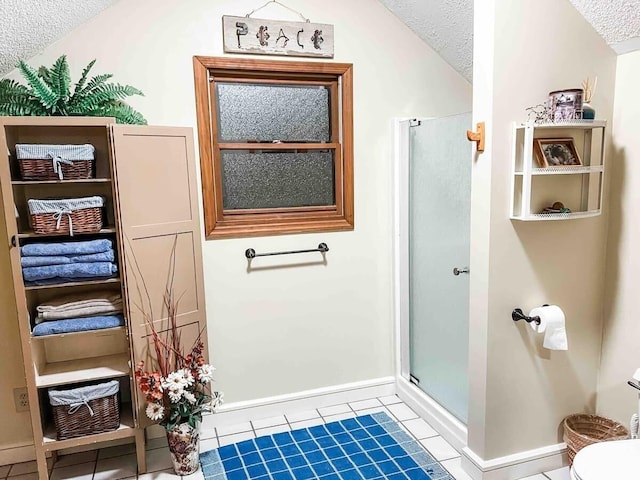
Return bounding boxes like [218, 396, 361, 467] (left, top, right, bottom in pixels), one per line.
[132, 237, 222, 475]
[0, 55, 147, 124]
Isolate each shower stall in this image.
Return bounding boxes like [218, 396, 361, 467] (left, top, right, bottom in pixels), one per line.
[394, 113, 472, 449]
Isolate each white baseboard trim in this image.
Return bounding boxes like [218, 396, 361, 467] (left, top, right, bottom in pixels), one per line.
[395, 377, 467, 452]
[461, 442, 567, 480]
[0, 443, 36, 466]
[202, 377, 396, 430]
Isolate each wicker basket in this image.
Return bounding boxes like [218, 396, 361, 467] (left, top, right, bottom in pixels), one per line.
[27, 196, 104, 236]
[16, 144, 95, 181]
[563, 414, 628, 465]
[49, 380, 120, 440]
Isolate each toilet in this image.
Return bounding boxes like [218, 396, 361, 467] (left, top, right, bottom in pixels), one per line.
[570, 438, 640, 479]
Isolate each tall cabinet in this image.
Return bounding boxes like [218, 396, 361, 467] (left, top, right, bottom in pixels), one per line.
[0, 117, 207, 479]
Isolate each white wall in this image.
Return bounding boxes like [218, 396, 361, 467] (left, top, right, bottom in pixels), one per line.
[598, 50, 640, 425]
[468, 0, 616, 461]
[0, 0, 471, 450]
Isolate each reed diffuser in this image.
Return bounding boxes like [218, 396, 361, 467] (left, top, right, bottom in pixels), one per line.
[582, 76, 597, 120]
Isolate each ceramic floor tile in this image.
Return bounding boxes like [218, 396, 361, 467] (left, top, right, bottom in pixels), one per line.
[182, 468, 205, 480]
[200, 437, 219, 453]
[357, 405, 395, 418]
[254, 424, 291, 437]
[544, 466, 571, 480]
[318, 403, 352, 417]
[137, 469, 175, 479]
[145, 447, 174, 473]
[0, 465, 10, 478]
[218, 430, 256, 447]
[53, 451, 97, 468]
[8, 462, 37, 477]
[349, 398, 382, 411]
[518, 475, 548, 480]
[290, 418, 325, 429]
[440, 457, 473, 480]
[145, 436, 169, 451]
[4, 474, 38, 480]
[419, 436, 460, 461]
[322, 411, 357, 423]
[285, 409, 321, 423]
[386, 402, 419, 421]
[215, 421, 252, 437]
[93, 453, 138, 480]
[251, 415, 287, 430]
[200, 425, 217, 440]
[378, 395, 403, 405]
[98, 442, 137, 460]
[402, 417, 439, 439]
[49, 461, 95, 480]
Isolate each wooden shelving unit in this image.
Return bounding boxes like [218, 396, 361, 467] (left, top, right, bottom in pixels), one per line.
[510, 120, 606, 221]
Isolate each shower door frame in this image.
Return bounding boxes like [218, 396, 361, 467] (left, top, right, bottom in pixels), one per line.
[393, 118, 468, 452]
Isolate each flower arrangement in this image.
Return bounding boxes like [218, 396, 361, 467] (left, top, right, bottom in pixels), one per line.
[130, 237, 222, 432]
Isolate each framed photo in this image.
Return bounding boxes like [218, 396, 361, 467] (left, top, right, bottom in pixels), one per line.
[534, 138, 582, 168]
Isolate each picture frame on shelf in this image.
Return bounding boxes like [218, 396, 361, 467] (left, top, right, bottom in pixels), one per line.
[534, 138, 582, 168]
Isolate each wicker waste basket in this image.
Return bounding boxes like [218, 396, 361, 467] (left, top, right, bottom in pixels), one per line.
[27, 196, 104, 236]
[563, 414, 628, 466]
[16, 144, 95, 180]
[48, 380, 120, 440]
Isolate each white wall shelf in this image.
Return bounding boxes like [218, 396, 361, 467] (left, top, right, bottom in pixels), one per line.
[510, 120, 606, 221]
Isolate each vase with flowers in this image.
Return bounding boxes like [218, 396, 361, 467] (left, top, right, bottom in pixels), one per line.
[132, 239, 222, 475]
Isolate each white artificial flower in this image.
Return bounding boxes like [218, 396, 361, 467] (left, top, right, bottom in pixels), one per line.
[212, 391, 224, 411]
[146, 403, 165, 421]
[198, 364, 216, 384]
[179, 369, 195, 387]
[163, 371, 188, 389]
[167, 384, 184, 403]
[183, 391, 197, 404]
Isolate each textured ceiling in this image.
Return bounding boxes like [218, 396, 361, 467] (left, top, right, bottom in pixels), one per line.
[378, 0, 474, 82]
[0, 0, 117, 76]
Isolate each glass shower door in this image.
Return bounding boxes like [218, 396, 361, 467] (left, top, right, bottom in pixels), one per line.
[409, 113, 471, 423]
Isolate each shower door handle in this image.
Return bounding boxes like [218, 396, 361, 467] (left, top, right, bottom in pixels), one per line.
[453, 267, 469, 276]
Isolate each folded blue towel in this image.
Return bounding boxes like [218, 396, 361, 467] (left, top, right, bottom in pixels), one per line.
[21, 239, 113, 257]
[22, 262, 117, 282]
[32, 315, 125, 336]
[21, 249, 115, 267]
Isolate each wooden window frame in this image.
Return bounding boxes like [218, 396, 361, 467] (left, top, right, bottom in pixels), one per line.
[193, 56, 354, 239]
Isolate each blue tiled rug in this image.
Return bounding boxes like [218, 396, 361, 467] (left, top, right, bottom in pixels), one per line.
[201, 412, 454, 480]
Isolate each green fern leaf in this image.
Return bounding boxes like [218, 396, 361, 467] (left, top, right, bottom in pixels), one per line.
[17, 60, 58, 111]
[50, 55, 71, 100]
[0, 79, 30, 102]
[0, 94, 46, 116]
[69, 59, 96, 103]
[37, 66, 54, 88]
[87, 100, 147, 125]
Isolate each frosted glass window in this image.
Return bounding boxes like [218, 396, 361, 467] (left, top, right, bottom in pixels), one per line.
[221, 150, 335, 210]
[216, 83, 331, 143]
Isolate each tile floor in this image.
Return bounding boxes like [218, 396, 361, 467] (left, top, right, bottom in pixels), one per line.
[0, 395, 571, 480]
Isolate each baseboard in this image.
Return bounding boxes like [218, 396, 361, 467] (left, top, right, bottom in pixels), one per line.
[0, 443, 36, 466]
[395, 377, 467, 452]
[461, 442, 567, 480]
[202, 376, 396, 430]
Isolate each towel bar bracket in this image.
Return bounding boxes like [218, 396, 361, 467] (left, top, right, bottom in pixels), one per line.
[245, 243, 329, 259]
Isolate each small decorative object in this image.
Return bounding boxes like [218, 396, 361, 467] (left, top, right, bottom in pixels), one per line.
[534, 138, 581, 167]
[526, 103, 553, 124]
[133, 239, 222, 476]
[581, 76, 598, 120]
[549, 88, 584, 122]
[541, 201, 571, 214]
[222, 1, 334, 58]
[0, 55, 146, 124]
[16, 143, 95, 180]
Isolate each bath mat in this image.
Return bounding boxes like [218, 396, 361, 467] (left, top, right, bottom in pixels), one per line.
[201, 412, 454, 480]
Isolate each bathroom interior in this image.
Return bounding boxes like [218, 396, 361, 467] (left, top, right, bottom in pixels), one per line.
[0, 0, 639, 479]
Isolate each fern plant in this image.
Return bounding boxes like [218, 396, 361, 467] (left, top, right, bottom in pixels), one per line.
[0, 55, 146, 124]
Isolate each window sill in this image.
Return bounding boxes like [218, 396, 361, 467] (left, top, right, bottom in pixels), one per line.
[205, 217, 354, 239]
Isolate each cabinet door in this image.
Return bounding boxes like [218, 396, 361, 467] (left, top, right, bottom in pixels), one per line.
[110, 126, 207, 426]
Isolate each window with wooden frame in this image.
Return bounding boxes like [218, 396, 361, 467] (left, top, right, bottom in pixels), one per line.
[193, 57, 353, 239]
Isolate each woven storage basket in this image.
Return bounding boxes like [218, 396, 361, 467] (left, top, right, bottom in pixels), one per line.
[27, 196, 104, 236]
[16, 144, 95, 181]
[563, 414, 628, 466]
[48, 380, 120, 440]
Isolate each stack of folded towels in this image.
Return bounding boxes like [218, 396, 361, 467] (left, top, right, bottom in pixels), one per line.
[32, 290, 124, 336]
[21, 239, 118, 285]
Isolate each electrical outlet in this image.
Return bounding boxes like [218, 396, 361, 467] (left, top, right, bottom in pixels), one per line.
[13, 387, 29, 412]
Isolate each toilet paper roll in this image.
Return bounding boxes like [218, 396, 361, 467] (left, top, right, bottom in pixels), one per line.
[528, 305, 568, 350]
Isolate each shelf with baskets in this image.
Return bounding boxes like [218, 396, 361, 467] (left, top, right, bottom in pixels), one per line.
[0, 117, 207, 480]
[510, 120, 606, 221]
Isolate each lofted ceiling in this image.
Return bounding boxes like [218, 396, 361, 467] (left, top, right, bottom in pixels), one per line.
[0, 0, 639, 81]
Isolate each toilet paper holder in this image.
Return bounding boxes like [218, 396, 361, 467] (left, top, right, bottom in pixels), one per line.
[512, 308, 542, 325]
